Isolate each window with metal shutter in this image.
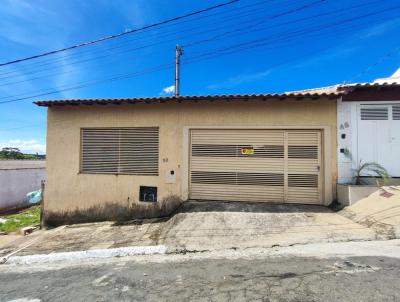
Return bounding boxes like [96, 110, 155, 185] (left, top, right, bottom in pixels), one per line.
[81, 127, 159, 175]
[360, 107, 388, 120]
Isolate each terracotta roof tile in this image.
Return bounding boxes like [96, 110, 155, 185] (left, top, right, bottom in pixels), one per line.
[34, 92, 341, 107]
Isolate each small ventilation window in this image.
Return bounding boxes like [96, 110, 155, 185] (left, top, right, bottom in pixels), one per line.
[393, 105, 400, 120]
[139, 186, 157, 202]
[360, 107, 388, 120]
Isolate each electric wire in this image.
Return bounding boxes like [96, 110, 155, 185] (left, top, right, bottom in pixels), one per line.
[0, 0, 387, 86]
[0, 0, 241, 67]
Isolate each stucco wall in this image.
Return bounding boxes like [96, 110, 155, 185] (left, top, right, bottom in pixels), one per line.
[44, 99, 337, 221]
[0, 168, 45, 212]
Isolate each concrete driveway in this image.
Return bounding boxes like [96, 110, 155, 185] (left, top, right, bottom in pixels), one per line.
[0, 201, 376, 257]
[158, 202, 376, 251]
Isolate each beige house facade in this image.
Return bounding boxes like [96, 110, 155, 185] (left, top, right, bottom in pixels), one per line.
[36, 94, 338, 225]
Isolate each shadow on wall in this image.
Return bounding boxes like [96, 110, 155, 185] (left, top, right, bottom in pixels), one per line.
[43, 195, 183, 227]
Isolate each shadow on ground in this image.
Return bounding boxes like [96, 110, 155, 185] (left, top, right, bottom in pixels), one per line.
[178, 201, 331, 214]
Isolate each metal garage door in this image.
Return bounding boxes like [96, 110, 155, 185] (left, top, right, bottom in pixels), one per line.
[189, 129, 322, 204]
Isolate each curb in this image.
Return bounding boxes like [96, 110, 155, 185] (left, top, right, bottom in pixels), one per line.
[2, 245, 168, 265]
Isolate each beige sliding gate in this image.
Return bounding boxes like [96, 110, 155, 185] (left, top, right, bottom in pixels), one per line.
[189, 129, 323, 204]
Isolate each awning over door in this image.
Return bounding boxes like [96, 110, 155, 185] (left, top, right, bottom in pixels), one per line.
[189, 129, 322, 204]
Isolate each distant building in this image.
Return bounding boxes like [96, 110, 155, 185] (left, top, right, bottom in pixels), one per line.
[0, 160, 45, 213]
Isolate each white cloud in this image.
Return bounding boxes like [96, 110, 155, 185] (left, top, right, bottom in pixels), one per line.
[1, 139, 46, 154]
[160, 85, 175, 95]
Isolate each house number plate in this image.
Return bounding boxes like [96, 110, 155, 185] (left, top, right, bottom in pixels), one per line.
[241, 147, 254, 155]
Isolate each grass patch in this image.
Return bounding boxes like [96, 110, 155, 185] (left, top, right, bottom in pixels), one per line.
[0, 206, 40, 233]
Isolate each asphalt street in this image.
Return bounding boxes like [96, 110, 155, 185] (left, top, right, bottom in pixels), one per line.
[1, 252, 400, 301]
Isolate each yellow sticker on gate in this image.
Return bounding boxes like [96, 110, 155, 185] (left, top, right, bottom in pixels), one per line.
[241, 147, 254, 155]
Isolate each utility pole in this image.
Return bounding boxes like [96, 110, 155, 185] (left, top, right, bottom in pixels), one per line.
[175, 45, 183, 97]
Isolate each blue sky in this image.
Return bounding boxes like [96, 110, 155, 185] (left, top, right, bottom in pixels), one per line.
[0, 0, 400, 154]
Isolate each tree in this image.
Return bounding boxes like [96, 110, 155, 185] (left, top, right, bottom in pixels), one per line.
[0, 147, 24, 159]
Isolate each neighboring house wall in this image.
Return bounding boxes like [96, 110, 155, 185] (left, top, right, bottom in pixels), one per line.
[44, 99, 337, 223]
[337, 98, 354, 184]
[337, 98, 400, 184]
[0, 161, 46, 212]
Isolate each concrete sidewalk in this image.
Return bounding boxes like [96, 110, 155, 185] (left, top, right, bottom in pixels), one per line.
[0, 202, 377, 258]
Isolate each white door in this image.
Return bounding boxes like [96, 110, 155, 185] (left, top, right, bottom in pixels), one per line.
[357, 104, 400, 176]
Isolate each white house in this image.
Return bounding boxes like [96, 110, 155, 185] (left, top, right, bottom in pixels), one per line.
[289, 70, 400, 185]
[337, 84, 400, 183]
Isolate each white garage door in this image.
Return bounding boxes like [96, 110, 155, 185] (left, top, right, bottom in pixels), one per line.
[189, 129, 323, 204]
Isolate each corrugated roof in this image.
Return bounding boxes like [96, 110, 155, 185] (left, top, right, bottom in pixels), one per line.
[34, 92, 341, 107]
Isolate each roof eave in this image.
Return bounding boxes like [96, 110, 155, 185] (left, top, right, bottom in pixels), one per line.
[34, 93, 341, 107]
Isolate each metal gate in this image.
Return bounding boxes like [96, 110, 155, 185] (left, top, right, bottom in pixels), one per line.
[189, 129, 322, 204]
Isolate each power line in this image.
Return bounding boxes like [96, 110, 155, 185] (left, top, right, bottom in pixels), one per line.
[0, 43, 340, 132]
[0, 0, 240, 67]
[184, 0, 327, 47]
[0, 0, 386, 86]
[0, 3, 397, 105]
[0, 5, 283, 81]
[185, 0, 382, 50]
[0, 0, 384, 83]
[0, 0, 325, 85]
[0, 63, 175, 104]
[185, 5, 400, 58]
[0, 0, 300, 79]
[0, 0, 282, 77]
[0, 1, 398, 105]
